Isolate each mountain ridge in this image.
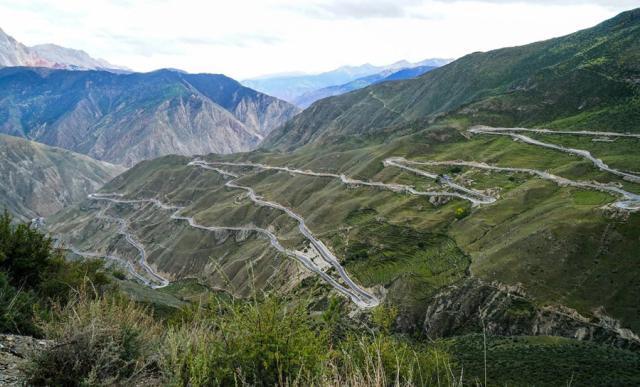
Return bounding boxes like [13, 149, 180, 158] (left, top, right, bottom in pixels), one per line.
[0, 134, 124, 222]
[0, 67, 300, 166]
[242, 58, 451, 104]
[263, 8, 640, 151]
[292, 64, 438, 108]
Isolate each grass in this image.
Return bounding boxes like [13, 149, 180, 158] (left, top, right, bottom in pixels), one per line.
[335, 208, 469, 312]
[443, 334, 640, 386]
[25, 289, 458, 386]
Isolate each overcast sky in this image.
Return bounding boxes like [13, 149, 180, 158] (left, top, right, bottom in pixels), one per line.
[0, 0, 637, 79]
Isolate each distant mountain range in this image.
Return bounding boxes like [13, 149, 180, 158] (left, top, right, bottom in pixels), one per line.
[242, 58, 451, 105]
[0, 27, 125, 71]
[0, 134, 123, 221]
[293, 64, 438, 108]
[0, 67, 300, 166]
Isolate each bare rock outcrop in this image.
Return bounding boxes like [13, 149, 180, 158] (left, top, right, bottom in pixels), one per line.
[424, 279, 640, 351]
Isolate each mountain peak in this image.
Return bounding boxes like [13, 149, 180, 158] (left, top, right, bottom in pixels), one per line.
[0, 26, 124, 71]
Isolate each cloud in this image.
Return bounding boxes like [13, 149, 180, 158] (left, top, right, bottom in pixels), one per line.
[291, 0, 429, 19]
[96, 32, 179, 57]
[434, 0, 638, 9]
[177, 34, 283, 48]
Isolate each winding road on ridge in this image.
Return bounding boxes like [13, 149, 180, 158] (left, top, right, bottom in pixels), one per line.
[70, 125, 640, 307]
[469, 126, 640, 184]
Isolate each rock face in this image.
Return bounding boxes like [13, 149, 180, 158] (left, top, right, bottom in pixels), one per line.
[0, 134, 124, 221]
[423, 279, 640, 351]
[0, 67, 300, 166]
[0, 27, 123, 70]
[0, 334, 52, 386]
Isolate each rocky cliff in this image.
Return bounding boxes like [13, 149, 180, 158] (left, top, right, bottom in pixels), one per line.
[424, 279, 640, 351]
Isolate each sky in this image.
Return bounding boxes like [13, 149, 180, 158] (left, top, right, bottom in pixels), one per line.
[0, 0, 637, 79]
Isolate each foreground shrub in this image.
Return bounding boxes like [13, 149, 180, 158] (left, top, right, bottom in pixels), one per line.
[0, 271, 39, 335]
[163, 296, 329, 386]
[25, 292, 161, 386]
[0, 211, 111, 335]
[162, 295, 457, 386]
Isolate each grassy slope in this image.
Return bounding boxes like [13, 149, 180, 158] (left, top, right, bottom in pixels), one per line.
[48, 9, 640, 357]
[444, 334, 640, 386]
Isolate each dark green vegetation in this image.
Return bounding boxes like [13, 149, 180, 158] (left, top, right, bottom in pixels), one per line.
[445, 334, 640, 386]
[0, 134, 123, 221]
[2, 214, 638, 385]
[264, 9, 640, 150]
[1, 213, 454, 386]
[0, 67, 299, 165]
[338, 208, 469, 314]
[0, 211, 110, 335]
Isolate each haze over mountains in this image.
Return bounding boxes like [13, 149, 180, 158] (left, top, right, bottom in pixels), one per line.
[0, 27, 125, 71]
[242, 58, 451, 105]
[293, 64, 439, 108]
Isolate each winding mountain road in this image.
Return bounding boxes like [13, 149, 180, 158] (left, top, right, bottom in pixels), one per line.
[71, 125, 639, 306]
[470, 126, 640, 184]
[400, 159, 640, 210]
[87, 189, 379, 308]
[197, 160, 494, 205]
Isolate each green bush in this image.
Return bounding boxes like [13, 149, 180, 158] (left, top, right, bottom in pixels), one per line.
[454, 207, 470, 219]
[163, 296, 329, 386]
[0, 210, 57, 284]
[0, 211, 111, 335]
[0, 271, 39, 335]
[161, 295, 456, 386]
[26, 292, 161, 386]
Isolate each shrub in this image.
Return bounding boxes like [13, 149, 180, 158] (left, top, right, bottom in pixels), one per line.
[0, 211, 111, 335]
[0, 271, 39, 335]
[26, 292, 161, 386]
[162, 296, 329, 386]
[454, 207, 470, 219]
[371, 304, 399, 334]
[162, 294, 457, 386]
[0, 210, 58, 285]
[449, 166, 463, 174]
